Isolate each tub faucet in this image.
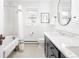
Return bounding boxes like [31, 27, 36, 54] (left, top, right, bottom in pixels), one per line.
[0, 34, 5, 45]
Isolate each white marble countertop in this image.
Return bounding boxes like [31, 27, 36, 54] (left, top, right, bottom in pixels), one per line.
[44, 31, 79, 58]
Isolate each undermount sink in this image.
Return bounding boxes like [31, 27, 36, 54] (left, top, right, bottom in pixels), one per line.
[53, 31, 66, 36]
[58, 31, 66, 35]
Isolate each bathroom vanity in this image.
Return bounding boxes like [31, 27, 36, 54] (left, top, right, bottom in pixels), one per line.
[44, 34, 65, 58]
[44, 31, 79, 58]
[44, 0, 79, 58]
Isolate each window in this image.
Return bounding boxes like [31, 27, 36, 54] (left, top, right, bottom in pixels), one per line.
[26, 8, 39, 25]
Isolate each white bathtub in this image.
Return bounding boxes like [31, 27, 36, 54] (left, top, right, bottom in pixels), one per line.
[0, 35, 19, 58]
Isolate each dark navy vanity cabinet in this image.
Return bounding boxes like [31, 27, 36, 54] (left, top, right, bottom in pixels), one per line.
[44, 35, 66, 58]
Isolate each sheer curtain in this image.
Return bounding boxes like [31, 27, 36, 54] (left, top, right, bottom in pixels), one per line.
[18, 5, 24, 40]
[0, 0, 4, 34]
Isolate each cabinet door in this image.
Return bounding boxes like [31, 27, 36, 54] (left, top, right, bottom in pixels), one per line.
[44, 35, 47, 57]
[48, 43, 56, 58]
[44, 35, 49, 57]
[0, 0, 4, 34]
[48, 48, 55, 58]
[49, 42, 59, 58]
[48, 39, 59, 58]
[51, 47, 59, 58]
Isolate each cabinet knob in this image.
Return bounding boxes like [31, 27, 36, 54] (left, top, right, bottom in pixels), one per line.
[73, 16, 76, 19]
[51, 54, 54, 56]
[50, 47, 54, 49]
[47, 43, 49, 46]
[54, 16, 57, 19]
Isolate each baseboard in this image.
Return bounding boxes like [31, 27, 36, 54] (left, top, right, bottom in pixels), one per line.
[24, 41, 39, 44]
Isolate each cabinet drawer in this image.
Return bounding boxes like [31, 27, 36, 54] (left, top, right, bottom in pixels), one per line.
[50, 47, 59, 58]
[47, 40, 58, 58]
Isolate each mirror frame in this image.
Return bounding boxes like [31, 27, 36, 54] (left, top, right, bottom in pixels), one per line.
[57, 0, 71, 26]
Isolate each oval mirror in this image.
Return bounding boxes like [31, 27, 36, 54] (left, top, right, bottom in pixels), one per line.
[57, 0, 71, 26]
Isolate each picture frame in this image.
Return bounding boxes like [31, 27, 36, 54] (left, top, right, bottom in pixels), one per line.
[41, 13, 50, 23]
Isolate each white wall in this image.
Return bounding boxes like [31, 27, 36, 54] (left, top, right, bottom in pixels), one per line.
[0, 0, 4, 34]
[4, 1, 18, 36]
[4, 0, 79, 40]
[3, 0, 55, 40]
[55, 0, 79, 35]
[20, 1, 54, 41]
[3, 0, 59, 41]
[50, 0, 59, 24]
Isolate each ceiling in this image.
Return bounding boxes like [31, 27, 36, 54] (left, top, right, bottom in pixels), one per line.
[5, 0, 53, 6]
[5, 0, 59, 8]
[6, 0, 52, 3]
